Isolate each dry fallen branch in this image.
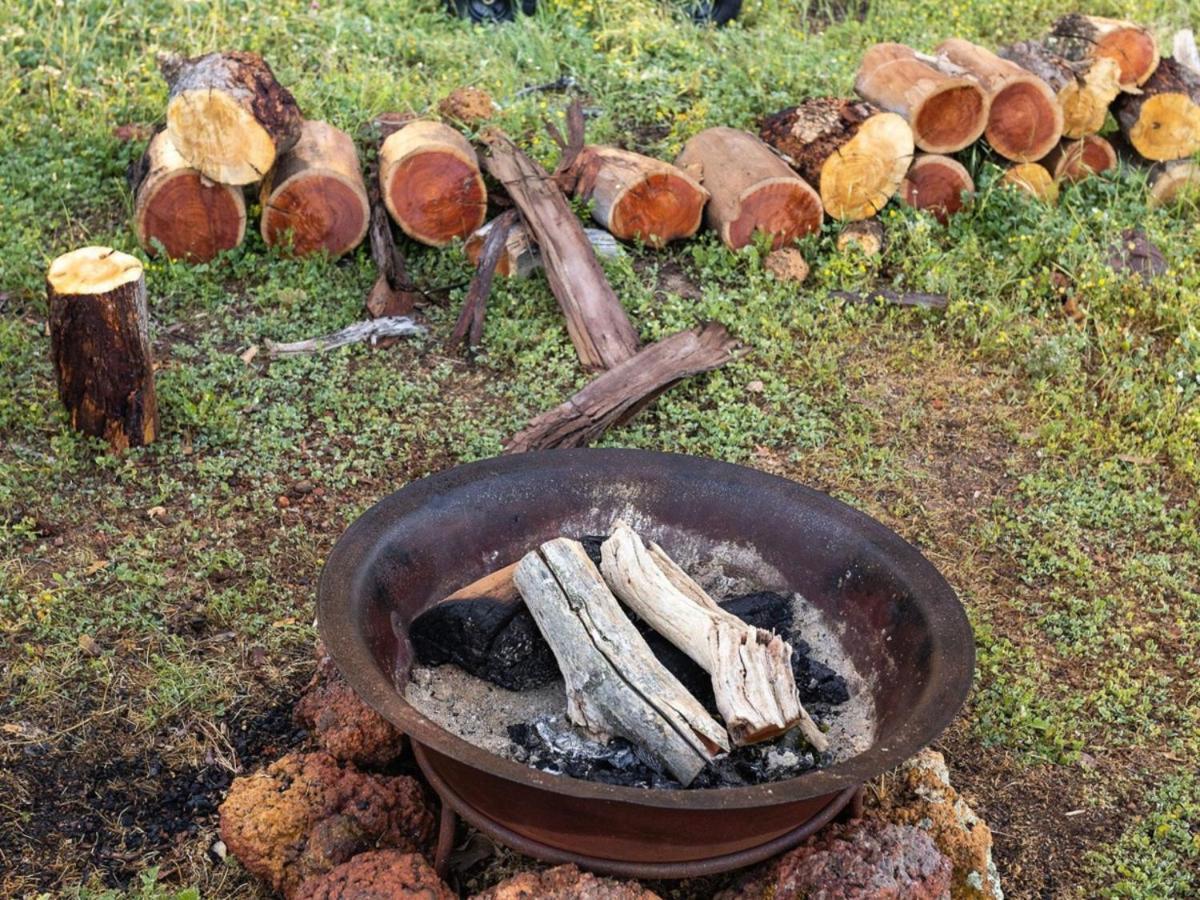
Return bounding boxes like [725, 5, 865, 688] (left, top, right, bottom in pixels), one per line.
[265, 316, 425, 357]
[829, 289, 949, 309]
[363, 114, 423, 318]
[450, 209, 519, 352]
[505, 323, 742, 453]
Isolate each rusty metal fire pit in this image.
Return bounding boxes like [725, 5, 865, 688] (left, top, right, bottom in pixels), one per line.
[318, 449, 974, 878]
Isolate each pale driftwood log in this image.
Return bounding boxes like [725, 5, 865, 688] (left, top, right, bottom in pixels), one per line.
[465, 221, 621, 279]
[600, 522, 828, 751]
[759, 98, 914, 221]
[829, 289, 949, 310]
[514, 538, 730, 785]
[260, 120, 370, 258]
[483, 128, 641, 371]
[1175, 29, 1200, 75]
[264, 316, 425, 357]
[674, 127, 823, 250]
[161, 51, 303, 185]
[934, 38, 1063, 162]
[1047, 14, 1160, 91]
[854, 43, 989, 153]
[505, 323, 741, 453]
[47, 247, 158, 450]
[999, 41, 1122, 139]
[131, 129, 246, 262]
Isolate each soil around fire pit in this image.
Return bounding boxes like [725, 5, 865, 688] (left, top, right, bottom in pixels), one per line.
[405, 579, 875, 790]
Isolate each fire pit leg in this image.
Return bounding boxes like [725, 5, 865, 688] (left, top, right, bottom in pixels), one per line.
[433, 801, 459, 879]
[836, 785, 866, 823]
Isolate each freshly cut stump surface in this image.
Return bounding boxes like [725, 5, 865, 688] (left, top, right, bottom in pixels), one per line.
[1113, 58, 1200, 162]
[899, 154, 974, 223]
[1048, 14, 1160, 90]
[379, 120, 487, 246]
[132, 129, 246, 261]
[163, 51, 303, 185]
[1041, 136, 1117, 183]
[261, 120, 370, 257]
[675, 127, 822, 250]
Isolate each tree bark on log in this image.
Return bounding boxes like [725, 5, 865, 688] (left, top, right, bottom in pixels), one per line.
[1147, 160, 1200, 207]
[482, 128, 641, 371]
[131, 129, 246, 262]
[759, 98, 914, 221]
[260, 120, 370, 257]
[565, 146, 709, 246]
[450, 209, 518, 351]
[505, 323, 741, 453]
[380, 120, 488, 247]
[999, 41, 1122, 139]
[599, 522, 827, 750]
[514, 538, 730, 785]
[854, 43, 990, 153]
[899, 153, 974, 223]
[1040, 135, 1117, 183]
[674, 127, 823, 250]
[1113, 58, 1200, 161]
[47, 247, 158, 450]
[364, 113, 422, 319]
[1047, 14, 1160, 91]
[465, 221, 621, 279]
[934, 38, 1063, 162]
[1000, 163, 1059, 203]
[162, 51, 302, 185]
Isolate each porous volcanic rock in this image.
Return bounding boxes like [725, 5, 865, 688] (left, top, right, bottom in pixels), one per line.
[764, 247, 810, 283]
[723, 821, 952, 899]
[470, 864, 661, 899]
[295, 651, 406, 767]
[868, 749, 1002, 900]
[439, 87, 496, 125]
[219, 751, 435, 897]
[295, 849, 455, 899]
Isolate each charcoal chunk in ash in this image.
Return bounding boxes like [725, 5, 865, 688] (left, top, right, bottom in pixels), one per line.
[410, 597, 559, 691]
[792, 638, 851, 709]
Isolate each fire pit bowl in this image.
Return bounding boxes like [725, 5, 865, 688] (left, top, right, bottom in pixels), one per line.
[319, 449, 974, 877]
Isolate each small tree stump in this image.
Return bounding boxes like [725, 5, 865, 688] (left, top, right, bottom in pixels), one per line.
[1113, 58, 1200, 162]
[899, 154, 974, 223]
[935, 38, 1063, 162]
[380, 120, 488, 247]
[674, 127, 823, 250]
[162, 51, 303, 185]
[1047, 14, 1160, 91]
[47, 247, 158, 450]
[854, 43, 990, 153]
[131, 129, 247, 262]
[261, 120, 370, 257]
[568, 146, 709, 246]
[760, 98, 914, 221]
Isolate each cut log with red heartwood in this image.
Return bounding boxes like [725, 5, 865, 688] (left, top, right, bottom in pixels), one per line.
[999, 40, 1122, 139]
[380, 120, 488, 247]
[261, 121, 369, 258]
[759, 98, 914, 221]
[899, 154, 974, 222]
[854, 43, 990, 153]
[1001, 163, 1059, 203]
[565, 146, 709, 247]
[1040, 136, 1117, 183]
[674, 127, 823, 250]
[47, 248, 158, 451]
[363, 114, 422, 319]
[1047, 14, 1160, 91]
[482, 128, 641, 371]
[161, 51, 303, 186]
[131, 129, 246, 262]
[934, 38, 1063, 162]
[600, 522, 828, 750]
[1113, 58, 1200, 162]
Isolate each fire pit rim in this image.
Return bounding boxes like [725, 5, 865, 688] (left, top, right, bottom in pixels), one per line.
[318, 448, 975, 810]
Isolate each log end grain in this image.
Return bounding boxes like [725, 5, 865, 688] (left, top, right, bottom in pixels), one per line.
[1060, 57, 1123, 139]
[820, 111, 914, 220]
[380, 121, 488, 247]
[608, 169, 708, 246]
[727, 177, 822, 250]
[1043, 135, 1117, 183]
[48, 246, 143, 296]
[1148, 160, 1200, 207]
[1000, 163, 1059, 203]
[899, 154, 974, 223]
[987, 76, 1064, 162]
[1095, 25, 1160, 89]
[166, 89, 278, 186]
[1126, 92, 1200, 161]
[913, 81, 989, 153]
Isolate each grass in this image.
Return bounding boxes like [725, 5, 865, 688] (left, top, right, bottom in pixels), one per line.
[1, 0, 1198, 896]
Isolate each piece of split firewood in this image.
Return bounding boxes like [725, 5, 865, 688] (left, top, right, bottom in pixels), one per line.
[265, 316, 425, 357]
[600, 522, 828, 751]
[514, 538, 730, 785]
[504, 322, 741, 453]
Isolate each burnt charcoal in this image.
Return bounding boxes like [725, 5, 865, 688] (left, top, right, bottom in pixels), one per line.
[791, 637, 851, 708]
[410, 598, 559, 691]
[720, 590, 796, 635]
[578, 535, 608, 568]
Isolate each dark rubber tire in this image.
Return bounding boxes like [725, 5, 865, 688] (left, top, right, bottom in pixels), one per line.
[690, 0, 742, 25]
